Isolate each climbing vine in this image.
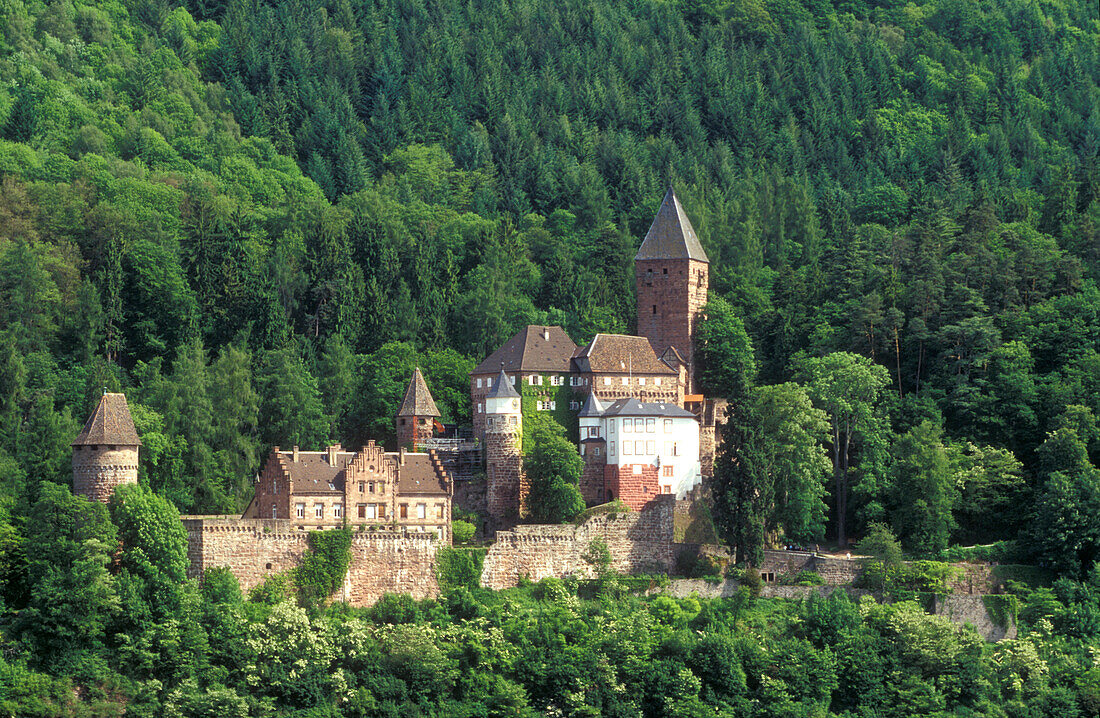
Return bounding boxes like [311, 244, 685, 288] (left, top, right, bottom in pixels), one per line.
[295, 528, 353, 607]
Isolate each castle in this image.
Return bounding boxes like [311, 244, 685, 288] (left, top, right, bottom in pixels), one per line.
[68, 188, 714, 604]
[473, 187, 720, 526]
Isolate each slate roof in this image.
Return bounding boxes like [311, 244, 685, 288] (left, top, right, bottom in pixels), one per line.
[485, 367, 521, 399]
[578, 391, 605, 418]
[635, 186, 709, 262]
[572, 334, 678, 375]
[392, 453, 450, 495]
[598, 397, 697, 419]
[472, 325, 577, 375]
[72, 392, 142, 446]
[397, 367, 440, 417]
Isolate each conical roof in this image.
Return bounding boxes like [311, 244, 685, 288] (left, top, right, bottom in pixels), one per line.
[72, 392, 142, 446]
[635, 186, 709, 262]
[396, 367, 440, 417]
[578, 391, 605, 418]
[485, 367, 520, 399]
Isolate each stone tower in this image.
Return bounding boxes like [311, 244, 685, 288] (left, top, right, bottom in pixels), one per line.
[396, 367, 440, 449]
[577, 391, 608, 505]
[635, 186, 709, 394]
[71, 392, 142, 503]
[484, 366, 523, 528]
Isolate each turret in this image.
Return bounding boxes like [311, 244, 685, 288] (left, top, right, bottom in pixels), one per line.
[71, 392, 142, 503]
[483, 366, 523, 527]
[396, 367, 441, 450]
[635, 186, 709, 394]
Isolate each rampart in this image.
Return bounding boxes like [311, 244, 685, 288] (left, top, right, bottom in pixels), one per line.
[480, 496, 675, 589]
[760, 549, 863, 585]
[181, 517, 440, 606]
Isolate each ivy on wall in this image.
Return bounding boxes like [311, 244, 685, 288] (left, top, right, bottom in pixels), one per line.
[519, 376, 578, 447]
[295, 528, 353, 607]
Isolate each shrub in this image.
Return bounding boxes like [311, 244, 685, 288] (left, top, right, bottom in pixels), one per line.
[436, 547, 488, 591]
[451, 519, 476, 545]
[294, 528, 352, 608]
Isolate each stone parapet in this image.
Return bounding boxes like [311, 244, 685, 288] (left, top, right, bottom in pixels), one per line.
[480, 496, 674, 589]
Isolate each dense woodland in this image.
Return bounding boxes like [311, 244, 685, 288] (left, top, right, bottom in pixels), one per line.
[1, 0, 1100, 713]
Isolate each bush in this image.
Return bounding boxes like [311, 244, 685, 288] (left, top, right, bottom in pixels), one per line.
[795, 571, 825, 586]
[451, 519, 476, 545]
[295, 528, 352, 608]
[436, 547, 488, 591]
[741, 567, 763, 597]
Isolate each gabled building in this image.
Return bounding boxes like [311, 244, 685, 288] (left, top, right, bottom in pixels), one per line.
[570, 333, 682, 407]
[245, 441, 453, 541]
[577, 393, 701, 510]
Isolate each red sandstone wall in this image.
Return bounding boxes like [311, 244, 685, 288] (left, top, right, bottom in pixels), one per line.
[480, 496, 674, 589]
[636, 258, 708, 393]
[181, 518, 441, 606]
[606, 464, 661, 511]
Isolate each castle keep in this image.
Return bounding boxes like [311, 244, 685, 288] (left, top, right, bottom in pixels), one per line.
[474, 187, 720, 525]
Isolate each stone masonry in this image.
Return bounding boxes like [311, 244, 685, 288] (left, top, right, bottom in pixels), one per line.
[181, 517, 440, 605]
[480, 495, 675, 589]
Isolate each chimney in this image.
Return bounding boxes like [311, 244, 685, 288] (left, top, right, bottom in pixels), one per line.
[542, 327, 550, 341]
[399, 447, 406, 466]
[327, 444, 341, 465]
[292, 446, 299, 462]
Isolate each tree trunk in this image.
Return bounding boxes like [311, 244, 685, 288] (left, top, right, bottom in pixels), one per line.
[894, 326, 903, 399]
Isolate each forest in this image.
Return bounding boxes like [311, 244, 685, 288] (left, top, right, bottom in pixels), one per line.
[0, 0, 1099, 712]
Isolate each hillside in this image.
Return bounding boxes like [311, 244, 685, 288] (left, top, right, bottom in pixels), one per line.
[1, 0, 1100, 711]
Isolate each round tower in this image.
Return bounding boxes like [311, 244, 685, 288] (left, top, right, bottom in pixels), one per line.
[72, 392, 142, 503]
[395, 367, 441, 450]
[484, 366, 523, 527]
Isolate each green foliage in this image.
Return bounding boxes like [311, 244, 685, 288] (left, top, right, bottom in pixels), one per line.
[435, 547, 488, 592]
[294, 528, 352, 608]
[521, 416, 584, 523]
[450, 519, 476, 545]
[982, 594, 1020, 630]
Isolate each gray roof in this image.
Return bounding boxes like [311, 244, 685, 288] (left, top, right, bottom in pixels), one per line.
[485, 367, 520, 399]
[599, 397, 697, 419]
[635, 186, 709, 262]
[72, 393, 142, 446]
[396, 367, 440, 417]
[578, 391, 605, 418]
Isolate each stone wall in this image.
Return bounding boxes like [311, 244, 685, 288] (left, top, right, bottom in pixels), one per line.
[72, 445, 139, 503]
[480, 496, 674, 589]
[759, 549, 863, 585]
[181, 517, 440, 606]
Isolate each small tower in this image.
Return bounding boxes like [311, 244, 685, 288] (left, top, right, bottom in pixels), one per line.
[635, 186, 709, 394]
[71, 392, 142, 503]
[484, 366, 523, 528]
[577, 391, 608, 505]
[396, 367, 441, 450]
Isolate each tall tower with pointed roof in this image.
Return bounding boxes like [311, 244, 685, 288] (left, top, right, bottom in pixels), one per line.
[396, 367, 441, 450]
[72, 392, 142, 503]
[484, 366, 524, 528]
[635, 187, 709, 394]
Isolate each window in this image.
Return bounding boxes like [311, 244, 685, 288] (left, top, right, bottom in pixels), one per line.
[436, 504, 444, 519]
[664, 419, 672, 433]
[623, 419, 632, 433]
[314, 503, 323, 518]
[378, 504, 386, 518]
[646, 440, 656, 454]
[672, 442, 679, 456]
[654, 378, 662, 386]
[663, 465, 674, 477]
[588, 426, 600, 438]
[272, 504, 278, 518]
[663, 267, 668, 274]
[623, 441, 632, 456]
[549, 401, 556, 410]
[378, 482, 385, 493]
[400, 504, 408, 519]
[272, 480, 278, 495]
[477, 403, 483, 413]
[296, 503, 305, 518]
[511, 375, 517, 385]
[580, 444, 586, 456]
[594, 446, 601, 456]
[334, 504, 343, 519]
[569, 401, 580, 410]
[476, 378, 482, 388]
[639, 377, 646, 385]
[417, 503, 426, 519]
[610, 441, 615, 455]
[652, 304, 657, 314]
[610, 421, 616, 434]
[662, 485, 672, 494]
[621, 377, 628, 385]
[536, 400, 544, 411]
[636, 440, 646, 454]
[358, 481, 365, 492]
[603, 376, 611, 385]
[358, 504, 366, 519]
[366, 504, 377, 519]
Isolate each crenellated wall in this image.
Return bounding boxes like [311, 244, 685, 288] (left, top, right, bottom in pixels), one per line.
[181, 517, 440, 605]
[480, 496, 675, 589]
